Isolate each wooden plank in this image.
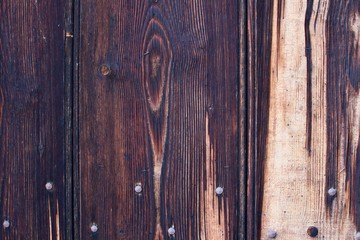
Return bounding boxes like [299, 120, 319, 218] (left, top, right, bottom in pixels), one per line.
[0, 0, 67, 239]
[247, 0, 360, 239]
[246, 1, 274, 239]
[78, 0, 243, 239]
[65, 0, 76, 239]
[73, 0, 81, 239]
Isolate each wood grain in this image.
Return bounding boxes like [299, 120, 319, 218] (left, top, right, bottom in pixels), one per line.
[247, 0, 360, 239]
[0, 0, 67, 239]
[246, 1, 274, 239]
[142, 16, 172, 239]
[78, 0, 243, 239]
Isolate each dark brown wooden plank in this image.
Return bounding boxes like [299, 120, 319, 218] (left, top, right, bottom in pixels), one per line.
[65, 0, 76, 239]
[0, 0, 67, 239]
[78, 0, 243, 239]
[73, 0, 81, 239]
[246, 1, 274, 239]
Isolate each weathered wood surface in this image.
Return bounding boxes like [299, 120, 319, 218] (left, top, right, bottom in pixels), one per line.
[2, 0, 359, 239]
[247, 0, 360, 239]
[0, 0, 67, 239]
[78, 0, 244, 239]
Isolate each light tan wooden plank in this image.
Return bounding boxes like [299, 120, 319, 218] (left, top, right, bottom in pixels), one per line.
[260, 0, 360, 239]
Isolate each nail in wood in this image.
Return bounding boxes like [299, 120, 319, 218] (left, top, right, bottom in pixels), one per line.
[91, 223, 98, 233]
[45, 182, 53, 191]
[168, 226, 175, 236]
[215, 187, 224, 196]
[3, 220, 10, 228]
[134, 183, 142, 193]
[267, 229, 277, 238]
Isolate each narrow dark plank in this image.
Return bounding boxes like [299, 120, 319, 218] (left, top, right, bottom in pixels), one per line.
[246, 0, 274, 239]
[78, 0, 242, 239]
[73, 0, 81, 239]
[0, 0, 67, 239]
[65, 0, 75, 239]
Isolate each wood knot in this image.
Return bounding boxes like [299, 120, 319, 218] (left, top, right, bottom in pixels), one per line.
[142, 18, 172, 111]
[99, 64, 111, 76]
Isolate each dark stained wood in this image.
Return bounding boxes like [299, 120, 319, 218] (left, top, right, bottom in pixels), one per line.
[78, 0, 243, 239]
[65, 0, 76, 239]
[73, 0, 81, 239]
[0, 0, 67, 239]
[246, 0, 274, 239]
[325, 0, 360, 228]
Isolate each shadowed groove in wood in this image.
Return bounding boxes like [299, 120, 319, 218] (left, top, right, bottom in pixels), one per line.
[305, 0, 314, 153]
[237, 0, 247, 238]
[325, 0, 360, 228]
[0, 88, 4, 125]
[276, 0, 284, 67]
[141, 7, 173, 239]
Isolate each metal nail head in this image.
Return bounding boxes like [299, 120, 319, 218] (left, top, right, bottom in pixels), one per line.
[307, 226, 318, 237]
[215, 187, 224, 196]
[168, 226, 175, 236]
[267, 229, 277, 238]
[3, 220, 10, 228]
[45, 182, 53, 191]
[134, 184, 142, 194]
[91, 223, 98, 233]
[328, 187, 337, 196]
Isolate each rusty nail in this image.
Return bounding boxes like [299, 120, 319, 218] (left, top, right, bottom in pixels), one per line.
[307, 226, 318, 237]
